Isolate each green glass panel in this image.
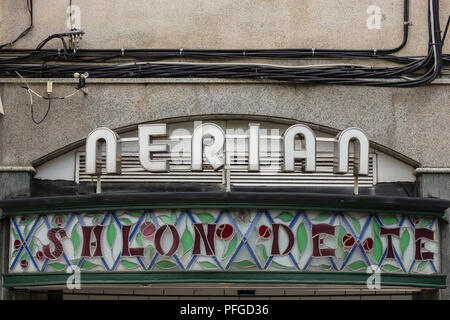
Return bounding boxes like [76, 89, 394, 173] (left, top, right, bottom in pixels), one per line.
[297, 223, 307, 255]
[199, 261, 218, 270]
[156, 260, 178, 269]
[80, 260, 97, 270]
[400, 230, 410, 257]
[107, 222, 116, 248]
[147, 245, 155, 259]
[159, 215, 173, 225]
[380, 216, 398, 225]
[258, 244, 268, 262]
[120, 218, 132, 225]
[181, 228, 193, 255]
[223, 234, 238, 259]
[420, 218, 431, 228]
[276, 212, 293, 222]
[350, 217, 361, 234]
[234, 260, 255, 268]
[381, 264, 400, 272]
[121, 260, 139, 270]
[417, 261, 428, 271]
[348, 260, 366, 271]
[48, 263, 66, 271]
[128, 212, 142, 217]
[195, 213, 215, 223]
[337, 226, 346, 249]
[314, 212, 331, 221]
[71, 227, 80, 252]
[373, 234, 383, 263]
[136, 233, 143, 247]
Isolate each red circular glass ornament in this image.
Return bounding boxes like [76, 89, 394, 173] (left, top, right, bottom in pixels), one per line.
[140, 222, 156, 239]
[216, 224, 234, 241]
[342, 233, 355, 247]
[258, 225, 272, 240]
[363, 238, 374, 252]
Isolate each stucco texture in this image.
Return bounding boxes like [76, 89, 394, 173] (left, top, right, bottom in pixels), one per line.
[1, 0, 449, 54]
[0, 81, 448, 167]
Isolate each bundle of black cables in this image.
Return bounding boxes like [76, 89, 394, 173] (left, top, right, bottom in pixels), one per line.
[0, 0, 448, 87]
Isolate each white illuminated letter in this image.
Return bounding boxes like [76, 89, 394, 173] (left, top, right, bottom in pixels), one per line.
[283, 124, 316, 172]
[139, 124, 169, 172]
[191, 123, 225, 171]
[85, 127, 121, 175]
[248, 123, 260, 171]
[334, 128, 369, 176]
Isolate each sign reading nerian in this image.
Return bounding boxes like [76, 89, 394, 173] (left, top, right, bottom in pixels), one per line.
[84, 122, 370, 176]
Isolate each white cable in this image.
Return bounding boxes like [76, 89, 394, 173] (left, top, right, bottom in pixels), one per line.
[16, 71, 81, 99]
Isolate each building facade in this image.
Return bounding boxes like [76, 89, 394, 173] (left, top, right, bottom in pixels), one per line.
[0, 0, 449, 300]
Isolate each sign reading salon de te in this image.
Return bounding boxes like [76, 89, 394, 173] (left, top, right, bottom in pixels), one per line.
[10, 209, 439, 274]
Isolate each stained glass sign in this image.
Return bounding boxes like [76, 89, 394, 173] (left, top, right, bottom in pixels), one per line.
[9, 209, 440, 274]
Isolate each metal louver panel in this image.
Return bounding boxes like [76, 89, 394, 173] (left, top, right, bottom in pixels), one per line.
[77, 152, 375, 187]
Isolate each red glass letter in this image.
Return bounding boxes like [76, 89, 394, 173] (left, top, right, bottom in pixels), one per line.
[270, 224, 295, 255]
[415, 228, 434, 261]
[312, 224, 336, 257]
[380, 227, 400, 259]
[193, 224, 216, 256]
[43, 228, 68, 260]
[154, 225, 180, 256]
[81, 225, 104, 257]
[122, 225, 144, 256]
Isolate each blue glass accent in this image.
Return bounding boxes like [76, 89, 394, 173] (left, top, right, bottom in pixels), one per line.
[340, 245, 357, 270]
[399, 216, 406, 227]
[129, 211, 145, 241]
[148, 252, 159, 270]
[111, 254, 121, 271]
[302, 212, 312, 228]
[64, 214, 76, 231]
[212, 256, 223, 270]
[329, 212, 339, 225]
[407, 216, 415, 228]
[303, 256, 312, 270]
[377, 248, 388, 268]
[429, 218, 435, 229]
[329, 257, 338, 271]
[408, 260, 416, 272]
[101, 257, 110, 271]
[186, 256, 197, 270]
[288, 253, 300, 270]
[430, 260, 438, 274]
[10, 217, 40, 272]
[393, 247, 406, 272]
[112, 211, 122, 229]
[264, 256, 274, 269]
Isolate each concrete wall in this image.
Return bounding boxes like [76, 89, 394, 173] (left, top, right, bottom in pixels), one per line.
[0, 0, 449, 167]
[0, 80, 449, 167]
[1, 0, 449, 54]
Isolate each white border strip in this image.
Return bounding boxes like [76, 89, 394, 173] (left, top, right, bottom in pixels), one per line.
[0, 166, 36, 174]
[415, 168, 450, 174]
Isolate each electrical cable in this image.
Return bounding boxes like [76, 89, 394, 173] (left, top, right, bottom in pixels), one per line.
[0, 0, 33, 49]
[0, 0, 447, 87]
[16, 71, 81, 124]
